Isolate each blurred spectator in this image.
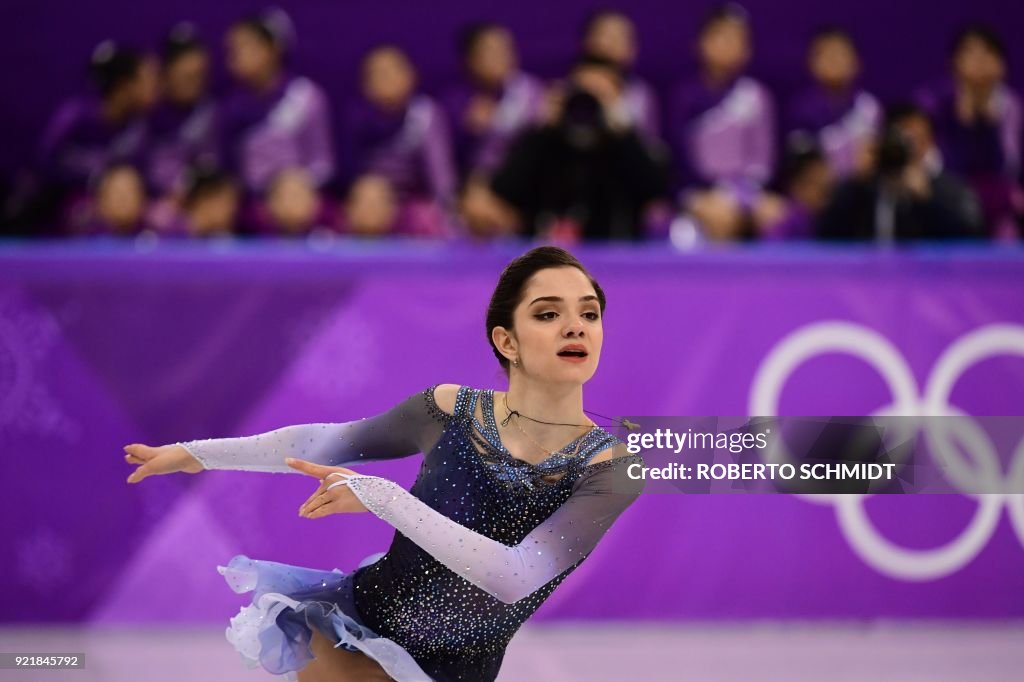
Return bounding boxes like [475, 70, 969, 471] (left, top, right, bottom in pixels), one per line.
[442, 22, 545, 181]
[341, 44, 457, 237]
[817, 103, 984, 241]
[146, 23, 218, 197]
[341, 174, 398, 237]
[337, 173, 447, 238]
[752, 134, 836, 239]
[169, 165, 239, 238]
[918, 25, 1022, 239]
[580, 9, 660, 140]
[468, 55, 670, 241]
[66, 163, 149, 237]
[24, 42, 157, 232]
[669, 3, 776, 241]
[788, 27, 881, 179]
[250, 166, 335, 236]
[219, 7, 334, 196]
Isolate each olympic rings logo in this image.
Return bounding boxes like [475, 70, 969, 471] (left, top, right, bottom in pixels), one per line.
[749, 321, 1024, 581]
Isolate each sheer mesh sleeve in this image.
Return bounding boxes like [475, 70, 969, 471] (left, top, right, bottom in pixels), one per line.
[176, 387, 448, 473]
[339, 445, 644, 604]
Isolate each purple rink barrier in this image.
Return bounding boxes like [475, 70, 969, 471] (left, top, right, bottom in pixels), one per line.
[0, 239, 1022, 624]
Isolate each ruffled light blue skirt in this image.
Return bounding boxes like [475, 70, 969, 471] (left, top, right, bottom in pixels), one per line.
[216, 553, 434, 681]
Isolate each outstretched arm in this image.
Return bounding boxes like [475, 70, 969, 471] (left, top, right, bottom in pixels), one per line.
[338, 448, 644, 604]
[175, 388, 445, 474]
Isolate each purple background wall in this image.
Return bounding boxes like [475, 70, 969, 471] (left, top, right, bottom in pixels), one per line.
[2, 0, 1021, 180]
[1, 241, 1023, 625]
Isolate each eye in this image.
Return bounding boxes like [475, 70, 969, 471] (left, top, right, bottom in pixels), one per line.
[534, 312, 558, 321]
[583, 311, 600, 321]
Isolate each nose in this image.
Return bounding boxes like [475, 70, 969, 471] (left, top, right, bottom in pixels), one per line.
[564, 319, 585, 337]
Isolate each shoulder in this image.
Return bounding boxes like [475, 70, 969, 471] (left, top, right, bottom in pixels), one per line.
[585, 439, 633, 467]
[576, 440, 646, 498]
[425, 383, 482, 418]
[430, 383, 462, 416]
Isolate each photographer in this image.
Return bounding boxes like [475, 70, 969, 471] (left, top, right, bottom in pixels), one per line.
[462, 54, 670, 241]
[817, 103, 984, 241]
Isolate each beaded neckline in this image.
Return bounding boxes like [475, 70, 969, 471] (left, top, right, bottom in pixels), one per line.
[478, 390, 597, 464]
[445, 386, 622, 490]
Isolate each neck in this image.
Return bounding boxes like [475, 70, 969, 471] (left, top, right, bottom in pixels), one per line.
[101, 97, 132, 122]
[822, 81, 851, 98]
[504, 375, 587, 426]
[250, 69, 282, 94]
[702, 66, 737, 89]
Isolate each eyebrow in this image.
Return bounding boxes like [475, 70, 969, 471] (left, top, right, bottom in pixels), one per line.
[528, 295, 599, 305]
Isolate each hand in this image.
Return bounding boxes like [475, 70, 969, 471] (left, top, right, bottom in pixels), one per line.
[901, 164, 931, 199]
[465, 95, 497, 133]
[124, 443, 204, 483]
[288, 458, 368, 518]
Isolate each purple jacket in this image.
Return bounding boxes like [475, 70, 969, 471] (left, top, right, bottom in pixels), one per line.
[342, 95, 457, 205]
[441, 71, 545, 178]
[917, 78, 1022, 180]
[621, 75, 661, 141]
[218, 74, 335, 193]
[669, 74, 776, 199]
[788, 86, 881, 177]
[38, 96, 147, 190]
[145, 99, 218, 194]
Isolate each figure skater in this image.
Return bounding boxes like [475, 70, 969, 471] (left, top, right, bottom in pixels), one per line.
[123, 246, 645, 682]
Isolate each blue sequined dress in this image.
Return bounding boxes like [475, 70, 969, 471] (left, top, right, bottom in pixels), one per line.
[178, 385, 644, 681]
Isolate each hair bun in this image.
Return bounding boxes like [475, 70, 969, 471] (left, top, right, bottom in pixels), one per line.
[91, 40, 117, 67]
[260, 6, 296, 50]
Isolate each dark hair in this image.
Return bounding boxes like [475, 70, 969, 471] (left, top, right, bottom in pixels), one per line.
[809, 25, 855, 50]
[777, 131, 826, 191]
[570, 52, 625, 85]
[361, 43, 411, 71]
[485, 246, 607, 375]
[232, 7, 294, 51]
[951, 24, 1006, 62]
[699, 2, 750, 36]
[89, 41, 143, 98]
[457, 21, 505, 61]
[580, 8, 630, 40]
[183, 164, 237, 208]
[884, 101, 931, 131]
[89, 161, 144, 193]
[162, 23, 206, 67]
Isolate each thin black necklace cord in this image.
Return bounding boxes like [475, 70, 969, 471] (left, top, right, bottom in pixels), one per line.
[501, 394, 641, 431]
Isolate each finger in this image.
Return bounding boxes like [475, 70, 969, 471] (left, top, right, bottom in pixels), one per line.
[124, 454, 145, 465]
[301, 491, 336, 517]
[299, 486, 329, 513]
[124, 444, 157, 461]
[300, 493, 329, 516]
[286, 458, 334, 478]
[306, 503, 336, 519]
[126, 463, 152, 484]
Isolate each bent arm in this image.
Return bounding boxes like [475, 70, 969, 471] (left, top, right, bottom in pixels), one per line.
[343, 450, 644, 603]
[177, 388, 444, 473]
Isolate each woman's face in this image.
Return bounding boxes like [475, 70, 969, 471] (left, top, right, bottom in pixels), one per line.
[505, 266, 603, 384]
[954, 36, 1005, 87]
[468, 28, 517, 86]
[699, 18, 750, 75]
[584, 14, 636, 67]
[362, 48, 416, 109]
[268, 167, 318, 232]
[226, 26, 279, 85]
[97, 166, 145, 231]
[165, 49, 209, 105]
[809, 36, 859, 89]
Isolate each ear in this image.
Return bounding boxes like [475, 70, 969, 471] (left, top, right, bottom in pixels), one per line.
[491, 325, 518, 363]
